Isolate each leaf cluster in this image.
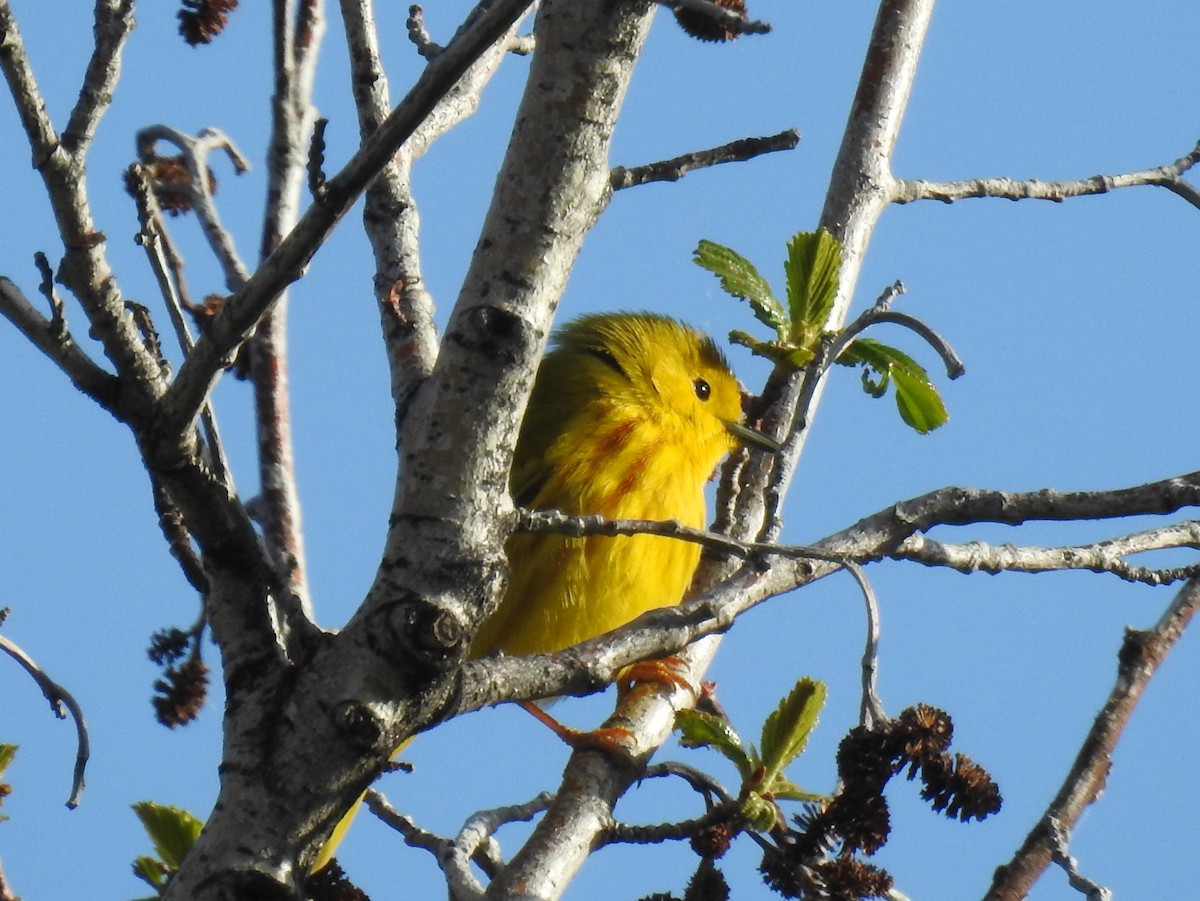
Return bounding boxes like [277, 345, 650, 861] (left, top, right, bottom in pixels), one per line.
[131, 801, 204, 899]
[694, 230, 950, 433]
[675, 677, 827, 832]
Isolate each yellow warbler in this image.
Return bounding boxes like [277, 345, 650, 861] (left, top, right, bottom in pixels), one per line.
[311, 312, 774, 871]
[472, 311, 775, 656]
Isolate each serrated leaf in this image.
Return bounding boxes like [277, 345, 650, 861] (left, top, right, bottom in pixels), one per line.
[892, 362, 948, 433]
[675, 709, 756, 778]
[759, 678, 826, 790]
[838, 338, 949, 433]
[695, 240, 788, 335]
[0, 744, 15, 776]
[132, 801, 203, 870]
[784, 230, 843, 339]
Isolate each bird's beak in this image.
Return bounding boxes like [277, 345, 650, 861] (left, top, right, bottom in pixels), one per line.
[725, 420, 782, 453]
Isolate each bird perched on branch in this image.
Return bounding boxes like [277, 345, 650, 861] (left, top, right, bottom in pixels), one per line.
[472, 311, 778, 658]
[311, 311, 777, 872]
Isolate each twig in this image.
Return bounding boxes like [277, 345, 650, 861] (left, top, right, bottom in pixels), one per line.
[0, 276, 118, 407]
[62, 0, 136, 154]
[0, 631, 89, 808]
[845, 562, 886, 729]
[33, 251, 66, 339]
[610, 128, 800, 190]
[136, 125, 253, 293]
[306, 116, 328, 198]
[601, 804, 734, 849]
[830, 301, 967, 381]
[160, 0, 536, 438]
[644, 759, 736, 806]
[893, 138, 1200, 212]
[128, 163, 232, 483]
[984, 577, 1200, 900]
[406, 4, 443, 59]
[1047, 817, 1113, 901]
[894, 521, 1200, 586]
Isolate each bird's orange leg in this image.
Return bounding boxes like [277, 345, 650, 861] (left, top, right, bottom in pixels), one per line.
[518, 657, 695, 757]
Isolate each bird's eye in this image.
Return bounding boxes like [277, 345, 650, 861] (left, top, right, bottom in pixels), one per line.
[693, 378, 711, 401]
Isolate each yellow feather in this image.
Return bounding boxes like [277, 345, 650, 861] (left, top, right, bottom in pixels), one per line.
[311, 312, 770, 872]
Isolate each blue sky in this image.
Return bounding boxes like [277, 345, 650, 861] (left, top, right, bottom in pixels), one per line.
[2, 2, 1198, 899]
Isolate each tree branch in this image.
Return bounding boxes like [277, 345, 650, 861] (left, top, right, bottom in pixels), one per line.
[158, 0, 537, 438]
[893, 138, 1200, 211]
[894, 521, 1200, 586]
[984, 577, 1200, 900]
[62, 0, 136, 154]
[609, 128, 800, 190]
[0, 629, 90, 808]
[0, 275, 120, 408]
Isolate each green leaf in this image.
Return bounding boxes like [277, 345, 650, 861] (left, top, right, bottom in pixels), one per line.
[892, 362, 948, 433]
[759, 678, 826, 790]
[132, 855, 169, 893]
[0, 743, 14, 823]
[675, 709, 757, 778]
[132, 801, 203, 871]
[695, 240, 788, 335]
[767, 776, 828, 805]
[838, 338, 949, 433]
[783, 230, 843, 339]
[740, 790, 781, 832]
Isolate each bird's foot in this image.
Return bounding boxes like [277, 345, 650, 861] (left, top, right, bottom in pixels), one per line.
[518, 700, 638, 756]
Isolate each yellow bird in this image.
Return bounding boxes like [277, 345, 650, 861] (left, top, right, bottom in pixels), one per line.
[311, 312, 776, 872]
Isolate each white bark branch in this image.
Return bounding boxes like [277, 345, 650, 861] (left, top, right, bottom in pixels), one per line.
[893, 138, 1200, 211]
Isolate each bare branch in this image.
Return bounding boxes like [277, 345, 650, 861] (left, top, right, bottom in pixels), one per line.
[830, 291, 967, 381]
[894, 138, 1200, 211]
[846, 562, 887, 728]
[160, 0, 536, 438]
[406, 4, 443, 59]
[1047, 817, 1113, 901]
[463, 472, 1200, 715]
[136, 125, 254, 292]
[128, 164, 232, 482]
[894, 521, 1200, 586]
[0, 629, 90, 808]
[33, 251, 66, 339]
[0, 276, 119, 407]
[62, 0, 136, 154]
[366, 788, 554, 899]
[0, 1, 60, 168]
[985, 577, 1200, 900]
[610, 128, 801, 190]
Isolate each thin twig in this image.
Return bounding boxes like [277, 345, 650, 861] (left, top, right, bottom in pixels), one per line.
[644, 760, 736, 806]
[128, 163, 232, 483]
[33, 251, 66, 339]
[160, 0, 536, 437]
[0, 631, 89, 808]
[0, 276, 118, 407]
[894, 522, 1200, 587]
[1047, 817, 1113, 901]
[894, 138, 1200, 212]
[844, 561, 886, 729]
[136, 125, 254, 293]
[610, 128, 800, 190]
[984, 578, 1200, 900]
